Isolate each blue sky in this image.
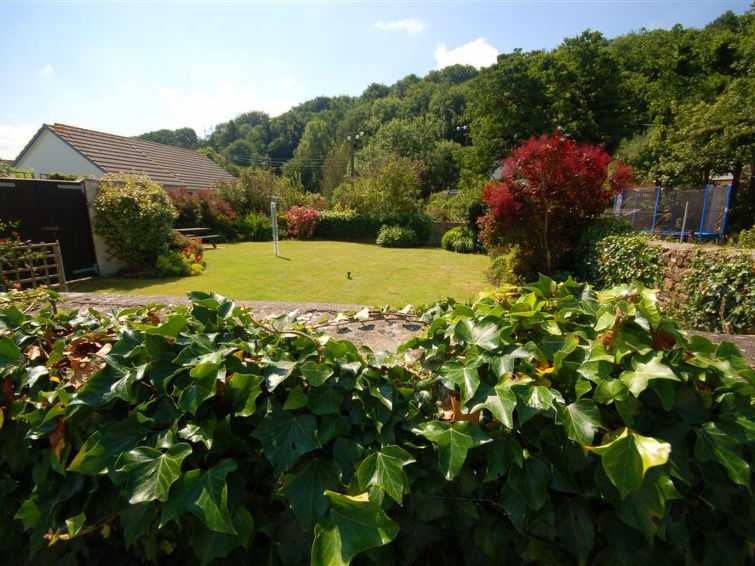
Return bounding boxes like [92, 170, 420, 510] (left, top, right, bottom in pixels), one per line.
[1, 0, 749, 158]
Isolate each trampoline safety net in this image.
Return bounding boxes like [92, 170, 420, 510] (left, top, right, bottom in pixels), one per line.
[611, 185, 732, 238]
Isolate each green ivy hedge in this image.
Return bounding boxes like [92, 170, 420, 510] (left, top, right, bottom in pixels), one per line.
[315, 210, 431, 244]
[1, 281, 753, 565]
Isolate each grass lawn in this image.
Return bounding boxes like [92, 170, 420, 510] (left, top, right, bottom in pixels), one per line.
[71, 241, 491, 306]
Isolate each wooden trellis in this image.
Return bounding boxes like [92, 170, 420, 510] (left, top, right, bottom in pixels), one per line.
[1, 241, 67, 291]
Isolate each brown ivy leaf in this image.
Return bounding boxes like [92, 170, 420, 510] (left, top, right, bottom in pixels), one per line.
[440, 394, 481, 426]
[68, 358, 105, 389]
[24, 344, 43, 361]
[651, 329, 676, 351]
[49, 417, 67, 461]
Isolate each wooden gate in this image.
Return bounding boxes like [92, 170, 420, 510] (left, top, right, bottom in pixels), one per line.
[0, 178, 98, 279]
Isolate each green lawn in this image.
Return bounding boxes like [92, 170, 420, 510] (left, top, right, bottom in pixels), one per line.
[71, 241, 491, 306]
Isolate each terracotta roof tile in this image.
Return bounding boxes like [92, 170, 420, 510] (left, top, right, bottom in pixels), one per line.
[49, 123, 235, 192]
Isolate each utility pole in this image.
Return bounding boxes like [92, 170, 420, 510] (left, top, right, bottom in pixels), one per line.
[346, 131, 364, 177]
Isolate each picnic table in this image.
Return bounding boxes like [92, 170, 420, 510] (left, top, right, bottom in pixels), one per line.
[175, 227, 220, 249]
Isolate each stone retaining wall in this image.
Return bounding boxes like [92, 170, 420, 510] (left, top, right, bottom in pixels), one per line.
[428, 221, 466, 247]
[649, 241, 755, 306]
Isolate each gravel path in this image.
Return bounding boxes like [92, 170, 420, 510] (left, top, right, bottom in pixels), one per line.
[58, 292, 755, 365]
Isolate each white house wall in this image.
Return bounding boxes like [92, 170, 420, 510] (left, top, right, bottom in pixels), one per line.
[83, 179, 124, 277]
[16, 128, 103, 178]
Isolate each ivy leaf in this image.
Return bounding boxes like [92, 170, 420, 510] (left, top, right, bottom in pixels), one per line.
[251, 402, 318, 473]
[177, 362, 223, 414]
[453, 317, 502, 350]
[695, 422, 751, 488]
[161, 459, 237, 534]
[145, 315, 188, 338]
[0, 336, 21, 361]
[264, 358, 296, 390]
[619, 353, 680, 397]
[118, 443, 192, 504]
[418, 421, 491, 480]
[192, 504, 254, 566]
[72, 360, 136, 407]
[356, 445, 415, 504]
[467, 381, 517, 429]
[119, 502, 157, 547]
[311, 491, 398, 566]
[616, 481, 665, 542]
[555, 400, 602, 446]
[557, 501, 594, 566]
[438, 361, 480, 404]
[225, 372, 263, 417]
[301, 361, 334, 387]
[589, 428, 671, 498]
[279, 457, 341, 531]
[67, 418, 149, 475]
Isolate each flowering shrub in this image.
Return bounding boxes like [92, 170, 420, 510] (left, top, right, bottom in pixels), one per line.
[155, 244, 205, 277]
[168, 188, 236, 240]
[285, 206, 321, 239]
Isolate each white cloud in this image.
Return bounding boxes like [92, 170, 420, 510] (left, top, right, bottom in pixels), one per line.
[41, 64, 54, 75]
[152, 83, 298, 134]
[375, 18, 427, 35]
[434, 38, 498, 70]
[281, 76, 298, 90]
[0, 124, 39, 159]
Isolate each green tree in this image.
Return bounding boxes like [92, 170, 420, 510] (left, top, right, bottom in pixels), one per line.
[136, 127, 199, 149]
[283, 118, 333, 192]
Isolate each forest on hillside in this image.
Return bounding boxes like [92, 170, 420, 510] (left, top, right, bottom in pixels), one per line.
[137, 8, 754, 228]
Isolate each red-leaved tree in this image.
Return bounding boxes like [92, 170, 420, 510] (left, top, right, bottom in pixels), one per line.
[480, 130, 632, 273]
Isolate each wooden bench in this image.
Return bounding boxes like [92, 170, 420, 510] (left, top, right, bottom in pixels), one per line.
[175, 228, 220, 249]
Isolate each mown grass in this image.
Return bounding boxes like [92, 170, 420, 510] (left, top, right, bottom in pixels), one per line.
[71, 241, 490, 306]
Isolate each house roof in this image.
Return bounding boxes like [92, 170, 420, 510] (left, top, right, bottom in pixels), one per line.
[21, 123, 235, 192]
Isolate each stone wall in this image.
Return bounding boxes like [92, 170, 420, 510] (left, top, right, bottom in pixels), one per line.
[649, 240, 755, 306]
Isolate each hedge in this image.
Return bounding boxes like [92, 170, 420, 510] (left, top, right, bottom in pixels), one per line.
[0, 281, 752, 565]
[314, 210, 431, 244]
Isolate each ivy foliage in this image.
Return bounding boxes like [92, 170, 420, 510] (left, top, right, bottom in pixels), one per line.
[678, 251, 755, 334]
[594, 233, 662, 288]
[0, 280, 753, 565]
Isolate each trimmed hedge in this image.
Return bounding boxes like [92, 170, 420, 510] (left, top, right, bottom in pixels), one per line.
[315, 210, 431, 244]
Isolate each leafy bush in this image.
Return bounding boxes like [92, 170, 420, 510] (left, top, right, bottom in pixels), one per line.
[169, 230, 204, 255]
[155, 244, 205, 277]
[487, 244, 531, 285]
[677, 251, 755, 333]
[215, 167, 304, 215]
[738, 225, 755, 248]
[376, 225, 419, 247]
[425, 188, 483, 224]
[441, 226, 477, 253]
[595, 233, 662, 288]
[570, 217, 634, 281]
[235, 211, 272, 241]
[1, 281, 753, 565]
[285, 206, 321, 239]
[92, 174, 177, 269]
[168, 189, 236, 240]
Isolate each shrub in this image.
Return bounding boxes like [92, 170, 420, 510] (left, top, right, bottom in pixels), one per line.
[215, 167, 304, 215]
[738, 225, 755, 248]
[595, 232, 662, 288]
[92, 174, 177, 269]
[285, 206, 321, 239]
[570, 217, 634, 281]
[235, 211, 272, 241]
[441, 226, 477, 253]
[479, 130, 632, 272]
[168, 230, 204, 255]
[168, 189, 236, 240]
[1, 283, 753, 564]
[376, 224, 418, 247]
[678, 251, 755, 333]
[155, 244, 205, 277]
[487, 244, 530, 285]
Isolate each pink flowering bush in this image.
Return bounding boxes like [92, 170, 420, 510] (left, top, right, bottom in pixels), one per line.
[285, 206, 321, 239]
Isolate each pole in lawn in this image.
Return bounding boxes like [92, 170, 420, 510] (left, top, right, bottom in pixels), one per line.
[270, 201, 279, 257]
